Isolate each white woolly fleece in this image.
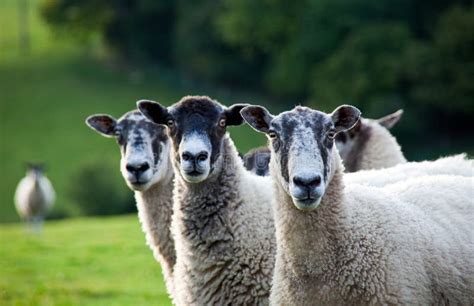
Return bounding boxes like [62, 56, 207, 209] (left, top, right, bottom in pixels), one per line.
[346, 153, 473, 187]
[171, 135, 276, 305]
[270, 153, 474, 305]
[15, 174, 55, 220]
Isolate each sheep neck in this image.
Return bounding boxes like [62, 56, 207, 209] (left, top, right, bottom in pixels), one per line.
[173, 135, 242, 257]
[273, 159, 348, 279]
[135, 171, 176, 279]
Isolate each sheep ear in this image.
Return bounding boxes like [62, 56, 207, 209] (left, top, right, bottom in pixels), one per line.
[225, 104, 250, 126]
[137, 99, 169, 125]
[377, 109, 403, 129]
[85, 114, 117, 137]
[330, 105, 361, 133]
[240, 105, 274, 134]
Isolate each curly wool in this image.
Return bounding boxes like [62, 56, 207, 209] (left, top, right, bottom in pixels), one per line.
[171, 135, 276, 305]
[270, 154, 474, 305]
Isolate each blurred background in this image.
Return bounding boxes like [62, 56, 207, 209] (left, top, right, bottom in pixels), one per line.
[0, 0, 472, 304]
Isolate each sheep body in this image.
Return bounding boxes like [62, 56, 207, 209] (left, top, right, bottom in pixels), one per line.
[172, 136, 276, 305]
[271, 155, 474, 305]
[15, 170, 55, 223]
[345, 153, 473, 187]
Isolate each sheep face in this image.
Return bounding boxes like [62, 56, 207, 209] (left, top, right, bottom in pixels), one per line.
[86, 111, 170, 191]
[138, 96, 248, 184]
[241, 105, 360, 211]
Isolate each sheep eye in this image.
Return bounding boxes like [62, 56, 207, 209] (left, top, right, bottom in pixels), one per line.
[268, 132, 277, 139]
[219, 118, 226, 127]
[327, 130, 336, 139]
[167, 120, 174, 127]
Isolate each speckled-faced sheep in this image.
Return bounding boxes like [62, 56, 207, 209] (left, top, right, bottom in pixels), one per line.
[14, 163, 55, 231]
[241, 105, 474, 305]
[336, 109, 406, 172]
[243, 110, 405, 175]
[86, 110, 176, 298]
[243, 146, 271, 176]
[138, 96, 275, 305]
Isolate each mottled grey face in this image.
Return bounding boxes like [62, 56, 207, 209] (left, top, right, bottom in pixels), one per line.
[243, 147, 271, 176]
[242, 105, 360, 211]
[137, 96, 248, 184]
[86, 110, 170, 191]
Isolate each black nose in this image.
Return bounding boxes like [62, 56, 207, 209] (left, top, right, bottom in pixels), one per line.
[181, 151, 209, 163]
[126, 162, 150, 175]
[293, 175, 322, 189]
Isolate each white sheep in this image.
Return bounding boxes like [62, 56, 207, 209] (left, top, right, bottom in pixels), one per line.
[14, 163, 55, 231]
[138, 96, 276, 305]
[86, 110, 176, 299]
[335, 109, 406, 172]
[241, 104, 474, 305]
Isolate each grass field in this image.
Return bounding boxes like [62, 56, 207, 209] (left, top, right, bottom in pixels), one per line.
[0, 215, 173, 305]
[0, 0, 267, 222]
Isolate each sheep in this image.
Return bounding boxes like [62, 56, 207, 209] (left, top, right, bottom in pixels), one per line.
[243, 146, 271, 176]
[241, 104, 474, 305]
[86, 110, 176, 299]
[138, 96, 276, 305]
[14, 163, 55, 232]
[336, 109, 406, 172]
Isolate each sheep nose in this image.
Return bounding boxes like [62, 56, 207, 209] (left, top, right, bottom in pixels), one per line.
[181, 151, 209, 163]
[293, 175, 322, 189]
[126, 162, 150, 175]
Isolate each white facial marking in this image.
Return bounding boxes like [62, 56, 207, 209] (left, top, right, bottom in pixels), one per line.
[179, 132, 212, 183]
[180, 132, 212, 156]
[288, 122, 326, 210]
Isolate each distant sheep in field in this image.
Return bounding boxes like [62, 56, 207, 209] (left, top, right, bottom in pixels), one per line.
[14, 163, 55, 231]
[242, 104, 474, 305]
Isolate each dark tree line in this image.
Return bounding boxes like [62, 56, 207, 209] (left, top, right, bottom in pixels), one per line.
[41, 0, 473, 158]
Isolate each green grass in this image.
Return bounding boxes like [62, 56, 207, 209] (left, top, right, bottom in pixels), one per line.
[0, 0, 267, 222]
[0, 215, 173, 305]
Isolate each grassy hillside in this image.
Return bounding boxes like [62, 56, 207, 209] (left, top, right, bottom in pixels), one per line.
[0, 215, 173, 305]
[0, 0, 267, 222]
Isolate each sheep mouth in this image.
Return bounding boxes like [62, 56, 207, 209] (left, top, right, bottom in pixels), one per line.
[292, 196, 322, 211]
[186, 170, 203, 177]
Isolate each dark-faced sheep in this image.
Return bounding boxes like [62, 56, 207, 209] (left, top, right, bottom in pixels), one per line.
[138, 96, 276, 305]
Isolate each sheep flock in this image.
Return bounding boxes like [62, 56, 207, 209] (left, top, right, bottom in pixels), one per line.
[85, 95, 473, 305]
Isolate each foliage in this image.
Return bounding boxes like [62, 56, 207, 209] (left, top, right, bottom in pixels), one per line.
[68, 161, 135, 216]
[0, 215, 172, 305]
[40, 0, 176, 61]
